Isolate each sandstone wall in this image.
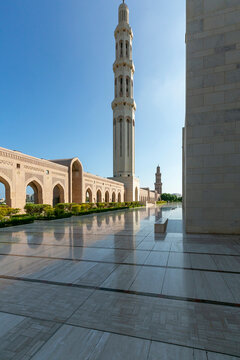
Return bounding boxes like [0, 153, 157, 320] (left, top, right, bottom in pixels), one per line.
[184, 0, 240, 233]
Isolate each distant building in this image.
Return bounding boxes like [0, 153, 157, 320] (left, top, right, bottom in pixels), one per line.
[155, 165, 162, 198]
[26, 194, 35, 203]
[0, 198, 5, 204]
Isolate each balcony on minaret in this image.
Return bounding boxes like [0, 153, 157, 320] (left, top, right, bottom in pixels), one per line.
[111, 98, 136, 111]
[113, 59, 135, 73]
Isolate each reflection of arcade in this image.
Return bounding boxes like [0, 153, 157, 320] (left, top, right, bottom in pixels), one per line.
[0, 207, 163, 262]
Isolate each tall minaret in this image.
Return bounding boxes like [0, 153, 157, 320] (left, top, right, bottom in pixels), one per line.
[112, 1, 136, 178]
[110, 1, 139, 201]
[155, 165, 162, 196]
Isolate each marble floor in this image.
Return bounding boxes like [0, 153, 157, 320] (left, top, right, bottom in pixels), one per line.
[0, 204, 239, 359]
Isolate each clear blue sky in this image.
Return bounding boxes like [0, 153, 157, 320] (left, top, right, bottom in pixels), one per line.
[0, 0, 185, 198]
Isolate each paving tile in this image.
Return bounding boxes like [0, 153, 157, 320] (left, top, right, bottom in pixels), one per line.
[167, 252, 191, 268]
[171, 242, 240, 255]
[31, 325, 150, 360]
[152, 241, 172, 251]
[222, 273, 240, 303]
[68, 289, 240, 356]
[0, 278, 92, 321]
[189, 254, 218, 271]
[101, 264, 141, 290]
[30, 325, 103, 360]
[129, 266, 165, 294]
[123, 250, 150, 265]
[88, 331, 150, 360]
[212, 255, 240, 272]
[162, 268, 236, 303]
[36, 260, 97, 283]
[0, 312, 25, 337]
[194, 271, 235, 303]
[162, 268, 197, 298]
[136, 241, 155, 250]
[194, 349, 209, 359]
[0, 206, 240, 359]
[148, 341, 202, 359]
[0, 315, 61, 360]
[74, 262, 117, 286]
[145, 251, 169, 266]
[81, 248, 128, 263]
[207, 353, 240, 360]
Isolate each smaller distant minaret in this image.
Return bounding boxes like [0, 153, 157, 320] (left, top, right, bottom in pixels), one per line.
[155, 165, 162, 196]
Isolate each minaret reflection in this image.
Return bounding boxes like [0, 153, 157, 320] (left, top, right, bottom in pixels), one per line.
[155, 206, 163, 222]
[68, 218, 84, 260]
[27, 231, 43, 247]
[54, 230, 65, 242]
[113, 208, 141, 262]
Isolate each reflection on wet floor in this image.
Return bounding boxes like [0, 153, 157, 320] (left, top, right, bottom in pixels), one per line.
[0, 204, 240, 359]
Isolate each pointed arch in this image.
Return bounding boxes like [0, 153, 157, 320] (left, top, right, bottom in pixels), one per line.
[119, 40, 123, 57]
[71, 159, 83, 204]
[53, 183, 65, 206]
[0, 175, 12, 207]
[135, 187, 138, 202]
[105, 191, 110, 203]
[126, 118, 131, 157]
[97, 189, 102, 203]
[125, 40, 129, 58]
[86, 188, 93, 203]
[119, 76, 123, 97]
[119, 118, 123, 157]
[26, 179, 43, 204]
[126, 76, 130, 97]
[112, 192, 116, 202]
[118, 192, 121, 203]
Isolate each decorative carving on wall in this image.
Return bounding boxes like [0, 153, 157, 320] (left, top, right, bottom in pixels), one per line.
[0, 160, 13, 166]
[85, 184, 93, 190]
[0, 150, 68, 172]
[25, 173, 44, 184]
[24, 165, 45, 173]
[0, 168, 13, 180]
[52, 178, 65, 187]
[52, 172, 66, 177]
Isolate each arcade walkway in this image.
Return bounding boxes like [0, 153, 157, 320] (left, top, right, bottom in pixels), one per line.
[0, 205, 239, 359]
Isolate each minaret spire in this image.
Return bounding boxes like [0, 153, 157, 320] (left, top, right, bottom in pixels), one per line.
[112, 1, 136, 178]
[111, 2, 139, 201]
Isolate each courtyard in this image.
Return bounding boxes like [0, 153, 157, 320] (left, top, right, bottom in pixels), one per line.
[0, 204, 239, 359]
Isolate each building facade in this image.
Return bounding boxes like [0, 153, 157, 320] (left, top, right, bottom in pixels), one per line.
[139, 187, 158, 204]
[0, 147, 124, 209]
[111, 1, 140, 202]
[183, 0, 240, 234]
